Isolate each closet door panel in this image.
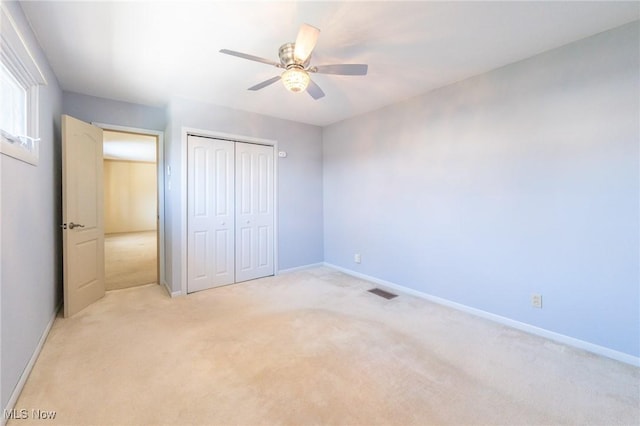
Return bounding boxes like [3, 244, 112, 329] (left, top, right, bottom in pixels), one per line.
[235, 142, 274, 282]
[187, 136, 235, 293]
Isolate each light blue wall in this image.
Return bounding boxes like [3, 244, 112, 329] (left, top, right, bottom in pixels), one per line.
[62, 91, 166, 131]
[1, 2, 63, 410]
[165, 99, 324, 293]
[323, 22, 639, 357]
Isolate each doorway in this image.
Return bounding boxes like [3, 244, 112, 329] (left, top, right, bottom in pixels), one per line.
[103, 130, 159, 290]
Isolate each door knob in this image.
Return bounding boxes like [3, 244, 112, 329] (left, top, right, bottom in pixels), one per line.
[69, 222, 85, 229]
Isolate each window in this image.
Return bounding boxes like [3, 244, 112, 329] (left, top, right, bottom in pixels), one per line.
[1, 62, 27, 137]
[0, 4, 47, 166]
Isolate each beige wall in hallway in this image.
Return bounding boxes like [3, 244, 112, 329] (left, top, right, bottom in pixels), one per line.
[105, 160, 157, 233]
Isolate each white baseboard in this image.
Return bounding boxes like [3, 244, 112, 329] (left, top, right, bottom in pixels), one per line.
[324, 262, 640, 367]
[163, 281, 181, 298]
[277, 263, 325, 274]
[2, 302, 61, 426]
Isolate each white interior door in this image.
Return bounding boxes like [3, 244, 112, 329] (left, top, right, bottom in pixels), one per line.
[187, 135, 235, 293]
[62, 115, 105, 317]
[235, 142, 274, 282]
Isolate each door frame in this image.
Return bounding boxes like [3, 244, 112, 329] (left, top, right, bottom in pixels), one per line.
[181, 127, 279, 297]
[93, 122, 166, 291]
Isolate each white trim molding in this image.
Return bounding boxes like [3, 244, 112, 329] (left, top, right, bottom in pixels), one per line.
[163, 280, 181, 298]
[278, 263, 325, 274]
[324, 262, 640, 367]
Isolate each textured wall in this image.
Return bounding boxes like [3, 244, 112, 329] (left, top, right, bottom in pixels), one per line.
[323, 22, 639, 357]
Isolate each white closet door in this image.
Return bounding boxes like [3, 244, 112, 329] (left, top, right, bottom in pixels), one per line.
[187, 136, 235, 293]
[235, 142, 274, 282]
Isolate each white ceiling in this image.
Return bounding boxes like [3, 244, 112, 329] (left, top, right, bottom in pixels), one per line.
[21, 1, 639, 127]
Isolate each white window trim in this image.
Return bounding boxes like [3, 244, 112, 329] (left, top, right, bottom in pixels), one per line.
[0, 4, 47, 166]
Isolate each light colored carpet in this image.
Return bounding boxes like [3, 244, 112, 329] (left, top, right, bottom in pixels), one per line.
[11, 267, 639, 425]
[105, 231, 157, 290]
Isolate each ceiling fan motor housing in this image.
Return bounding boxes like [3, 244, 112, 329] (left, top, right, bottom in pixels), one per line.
[279, 43, 310, 69]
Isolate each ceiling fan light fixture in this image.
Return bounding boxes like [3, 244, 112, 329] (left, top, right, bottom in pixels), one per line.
[281, 67, 310, 93]
[220, 24, 368, 100]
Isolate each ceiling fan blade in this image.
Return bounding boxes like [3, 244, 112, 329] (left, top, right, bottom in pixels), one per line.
[306, 79, 325, 100]
[311, 64, 368, 76]
[248, 76, 281, 91]
[294, 23, 320, 63]
[220, 49, 282, 68]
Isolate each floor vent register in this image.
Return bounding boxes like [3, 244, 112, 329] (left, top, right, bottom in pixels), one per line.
[367, 288, 398, 300]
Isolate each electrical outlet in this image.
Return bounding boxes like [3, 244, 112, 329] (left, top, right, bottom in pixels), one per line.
[531, 293, 542, 308]
[354, 253, 361, 264]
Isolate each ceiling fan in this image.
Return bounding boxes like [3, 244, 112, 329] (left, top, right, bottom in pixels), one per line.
[220, 24, 368, 100]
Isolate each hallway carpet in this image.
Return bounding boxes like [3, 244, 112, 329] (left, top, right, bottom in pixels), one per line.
[11, 267, 639, 425]
[105, 231, 157, 290]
